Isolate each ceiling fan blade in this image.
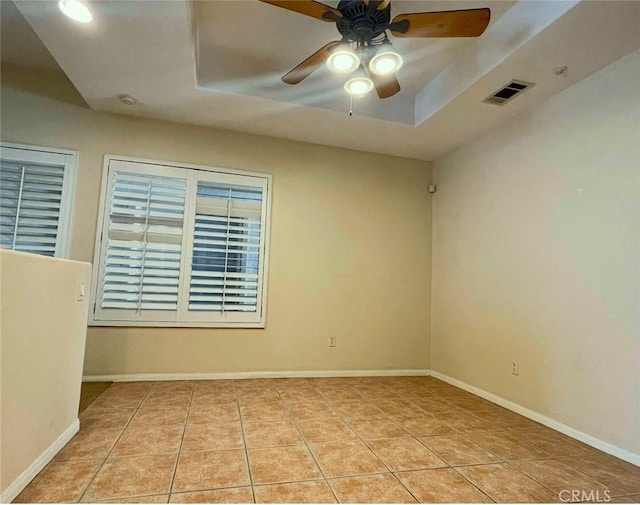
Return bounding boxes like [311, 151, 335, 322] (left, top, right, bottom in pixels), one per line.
[282, 41, 341, 85]
[363, 0, 390, 11]
[259, 0, 342, 22]
[368, 70, 401, 99]
[371, 73, 400, 99]
[389, 8, 491, 38]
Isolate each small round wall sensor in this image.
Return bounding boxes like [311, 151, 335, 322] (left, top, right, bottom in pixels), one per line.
[118, 94, 137, 105]
[553, 66, 568, 76]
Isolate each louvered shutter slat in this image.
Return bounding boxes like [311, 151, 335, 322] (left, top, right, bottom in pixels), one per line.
[0, 159, 65, 257]
[188, 181, 263, 313]
[99, 171, 187, 313]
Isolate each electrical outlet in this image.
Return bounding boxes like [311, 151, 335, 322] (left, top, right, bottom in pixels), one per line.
[329, 336, 337, 347]
[510, 361, 520, 376]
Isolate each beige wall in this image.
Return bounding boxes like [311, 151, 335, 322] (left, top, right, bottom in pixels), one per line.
[431, 51, 640, 456]
[0, 250, 91, 499]
[0, 65, 433, 376]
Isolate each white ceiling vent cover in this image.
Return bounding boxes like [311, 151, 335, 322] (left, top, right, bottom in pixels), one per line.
[483, 80, 535, 106]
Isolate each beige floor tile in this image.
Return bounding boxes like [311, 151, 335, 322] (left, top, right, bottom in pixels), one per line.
[419, 433, 502, 466]
[286, 400, 336, 420]
[254, 480, 336, 503]
[173, 449, 250, 493]
[150, 381, 194, 393]
[466, 431, 556, 460]
[192, 379, 235, 393]
[102, 494, 169, 503]
[111, 425, 184, 456]
[243, 421, 304, 448]
[358, 389, 402, 400]
[55, 428, 123, 461]
[278, 389, 325, 403]
[14, 459, 102, 503]
[181, 422, 244, 452]
[562, 455, 640, 495]
[79, 408, 136, 431]
[310, 442, 387, 478]
[237, 388, 282, 405]
[513, 429, 601, 458]
[296, 418, 359, 444]
[234, 379, 277, 391]
[170, 487, 254, 503]
[329, 474, 417, 503]
[321, 388, 364, 402]
[87, 393, 144, 410]
[607, 494, 640, 503]
[129, 407, 188, 427]
[410, 398, 462, 414]
[433, 411, 500, 432]
[457, 462, 558, 502]
[396, 468, 492, 503]
[107, 382, 154, 394]
[391, 414, 457, 437]
[472, 409, 544, 431]
[367, 437, 447, 471]
[187, 402, 239, 424]
[347, 417, 410, 440]
[331, 401, 387, 420]
[83, 454, 177, 501]
[191, 390, 238, 406]
[376, 400, 428, 419]
[140, 392, 192, 410]
[241, 401, 290, 422]
[510, 459, 622, 499]
[248, 446, 322, 484]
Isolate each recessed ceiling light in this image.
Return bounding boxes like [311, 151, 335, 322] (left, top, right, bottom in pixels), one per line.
[118, 94, 137, 106]
[58, 0, 92, 23]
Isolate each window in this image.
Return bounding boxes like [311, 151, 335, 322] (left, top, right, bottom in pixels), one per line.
[90, 156, 272, 328]
[0, 143, 77, 257]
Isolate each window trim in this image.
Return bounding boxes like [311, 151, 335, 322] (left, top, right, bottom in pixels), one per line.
[0, 142, 78, 258]
[88, 154, 272, 328]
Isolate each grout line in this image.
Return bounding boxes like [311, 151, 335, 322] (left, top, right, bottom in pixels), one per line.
[166, 381, 195, 499]
[77, 382, 155, 503]
[67, 377, 633, 504]
[235, 380, 257, 504]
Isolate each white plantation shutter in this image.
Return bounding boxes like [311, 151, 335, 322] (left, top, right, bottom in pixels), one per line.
[187, 179, 264, 320]
[91, 157, 271, 327]
[0, 144, 76, 257]
[95, 163, 187, 322]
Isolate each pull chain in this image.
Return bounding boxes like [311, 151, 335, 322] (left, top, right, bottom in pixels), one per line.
[349, 93, 353, 116]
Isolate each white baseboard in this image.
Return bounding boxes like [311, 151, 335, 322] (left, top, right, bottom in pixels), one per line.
[83, 369, 431, 382]
[430, 370, 640, 467]
[1, 419, 79, 503]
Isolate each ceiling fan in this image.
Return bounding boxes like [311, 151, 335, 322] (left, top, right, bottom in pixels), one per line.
[259, 0, 491, 99]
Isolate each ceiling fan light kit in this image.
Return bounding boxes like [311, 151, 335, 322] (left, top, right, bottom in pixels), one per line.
[369, 48, 403, 75]
[344, 75, 375, 95]
[326, 47, 361, 73]
[260, 0, 491, 99]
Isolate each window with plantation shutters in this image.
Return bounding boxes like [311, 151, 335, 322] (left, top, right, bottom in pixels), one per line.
[0, 143, 77, 258]
[90, 156, 271, 327]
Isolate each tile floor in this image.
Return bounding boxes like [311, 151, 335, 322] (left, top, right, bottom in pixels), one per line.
[14, 376, 640, 503]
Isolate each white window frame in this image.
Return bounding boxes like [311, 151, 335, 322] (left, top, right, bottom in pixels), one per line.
[88, 154, 272, 328]
[0, 142, 78, 258]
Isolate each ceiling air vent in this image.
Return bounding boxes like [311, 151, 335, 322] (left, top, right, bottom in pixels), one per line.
[483, 80, 534, 106]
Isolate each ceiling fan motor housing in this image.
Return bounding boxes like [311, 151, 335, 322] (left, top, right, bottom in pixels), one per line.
[336, 0, 391, 44]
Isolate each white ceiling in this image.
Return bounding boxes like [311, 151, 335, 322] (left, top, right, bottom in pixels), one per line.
[9, 0, 640, 161]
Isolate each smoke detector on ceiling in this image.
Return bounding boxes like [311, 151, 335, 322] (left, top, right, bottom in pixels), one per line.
[482, 80, 534, 106]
